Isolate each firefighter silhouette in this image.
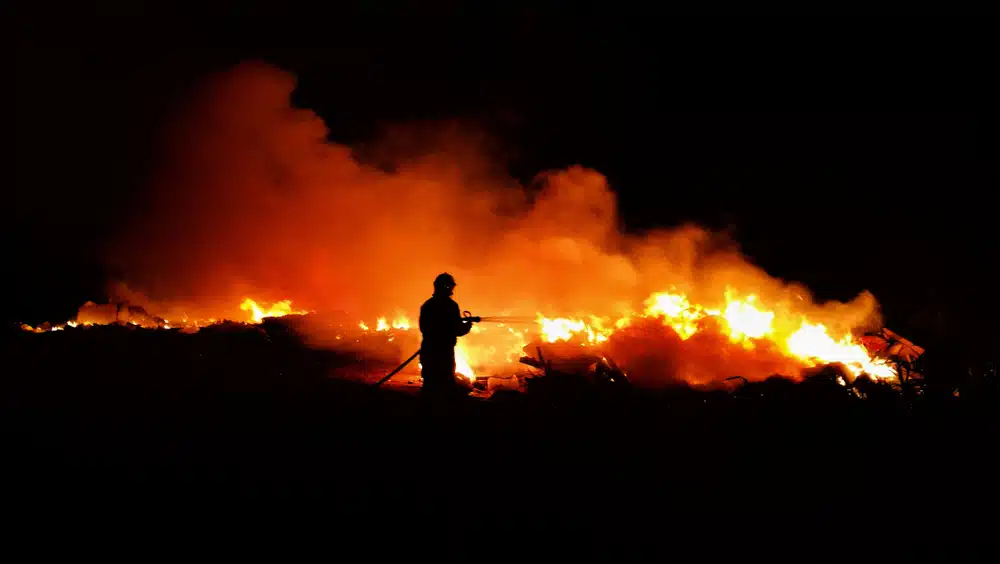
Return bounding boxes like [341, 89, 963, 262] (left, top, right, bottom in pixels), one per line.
[418, 273, 474, 393]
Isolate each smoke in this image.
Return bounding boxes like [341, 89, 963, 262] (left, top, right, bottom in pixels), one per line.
[105, 61, 881, 383]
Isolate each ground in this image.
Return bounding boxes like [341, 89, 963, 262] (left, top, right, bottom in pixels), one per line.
[2, 323, 998, 560]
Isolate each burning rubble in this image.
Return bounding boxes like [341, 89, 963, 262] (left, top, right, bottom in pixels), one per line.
[21, 285, 916, 391]
[17, 61, 922, 390]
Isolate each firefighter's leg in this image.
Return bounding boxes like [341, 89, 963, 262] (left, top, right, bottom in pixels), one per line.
[420, 348, 449, 392]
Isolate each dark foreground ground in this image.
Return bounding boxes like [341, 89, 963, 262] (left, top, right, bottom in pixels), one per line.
[3, 323, 999, 561]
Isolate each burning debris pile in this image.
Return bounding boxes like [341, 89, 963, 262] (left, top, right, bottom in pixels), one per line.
[16, 62, 922, 391]
[20, 287, 917, 391]
[21, 298, 309, 333]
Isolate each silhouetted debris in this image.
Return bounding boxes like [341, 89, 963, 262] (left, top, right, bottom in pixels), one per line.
[517, 341, 630, 400]
[861, 327, 927, 384]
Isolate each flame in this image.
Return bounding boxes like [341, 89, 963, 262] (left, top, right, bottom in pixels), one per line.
[41, 63, 905, 390]
[359, 315, 411, 333]
[721, 294, 774, 345]
[521, 288, 896, 383]
[538, 316, 586, 343]
[21, 290, 895, 385]
[644, 291, 710, 339]
[538, 315, 615, 345]
[455, 342, 475, 379]
[239, 298, 305, 324]
[786, 321, 896, 380]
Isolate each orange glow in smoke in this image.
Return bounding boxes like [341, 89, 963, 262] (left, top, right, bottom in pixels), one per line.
[17, 62, 905, 389]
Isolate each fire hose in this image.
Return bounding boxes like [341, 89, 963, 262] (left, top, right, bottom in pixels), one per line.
[375, 349, 422, 387]
[372, 312, 537, 387]
[475, 316, 538, 324]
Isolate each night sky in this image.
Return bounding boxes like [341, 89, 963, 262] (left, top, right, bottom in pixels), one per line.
[5, 15, 998, 360]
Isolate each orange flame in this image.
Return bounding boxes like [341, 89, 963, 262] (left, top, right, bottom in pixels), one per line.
[527, 288, 894, 382]
[455, 342, 475, 379]
[239, 298, 307, 323]
[39, 63, 906, 389]
[21, 285, 896, 387]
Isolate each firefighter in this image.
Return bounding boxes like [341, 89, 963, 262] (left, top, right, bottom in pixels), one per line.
[419, 273, 474, 394]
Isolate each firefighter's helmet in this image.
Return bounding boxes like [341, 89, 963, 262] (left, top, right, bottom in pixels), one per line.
[433, 273, 457, 292]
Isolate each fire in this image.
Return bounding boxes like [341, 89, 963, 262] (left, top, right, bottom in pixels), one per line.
[538, 316, 586, 343]
[538, 315, 614, 345]
[527, 287, 896, 382]
[21, 291, 895, 386]
[47, 63, 908, 390]
[22, 298, 309, 333]
[359, 315, 411, 333]
[786, 321, 897, 380]
[455, 342, 475, 379]
[239, 298, 305, 323]
[644, 291, 710, 339]
[721, 294, 775, 345]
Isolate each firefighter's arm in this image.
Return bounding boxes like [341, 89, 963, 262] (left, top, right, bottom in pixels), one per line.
[455, 304, 473, 337]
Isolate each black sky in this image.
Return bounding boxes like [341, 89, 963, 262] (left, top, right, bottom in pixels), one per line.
[4, 14, 998, 359]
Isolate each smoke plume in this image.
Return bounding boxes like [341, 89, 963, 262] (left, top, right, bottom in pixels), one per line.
[106, 61, 881, 385]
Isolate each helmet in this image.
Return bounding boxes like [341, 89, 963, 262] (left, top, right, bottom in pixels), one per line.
[433, 272, 457, 292]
